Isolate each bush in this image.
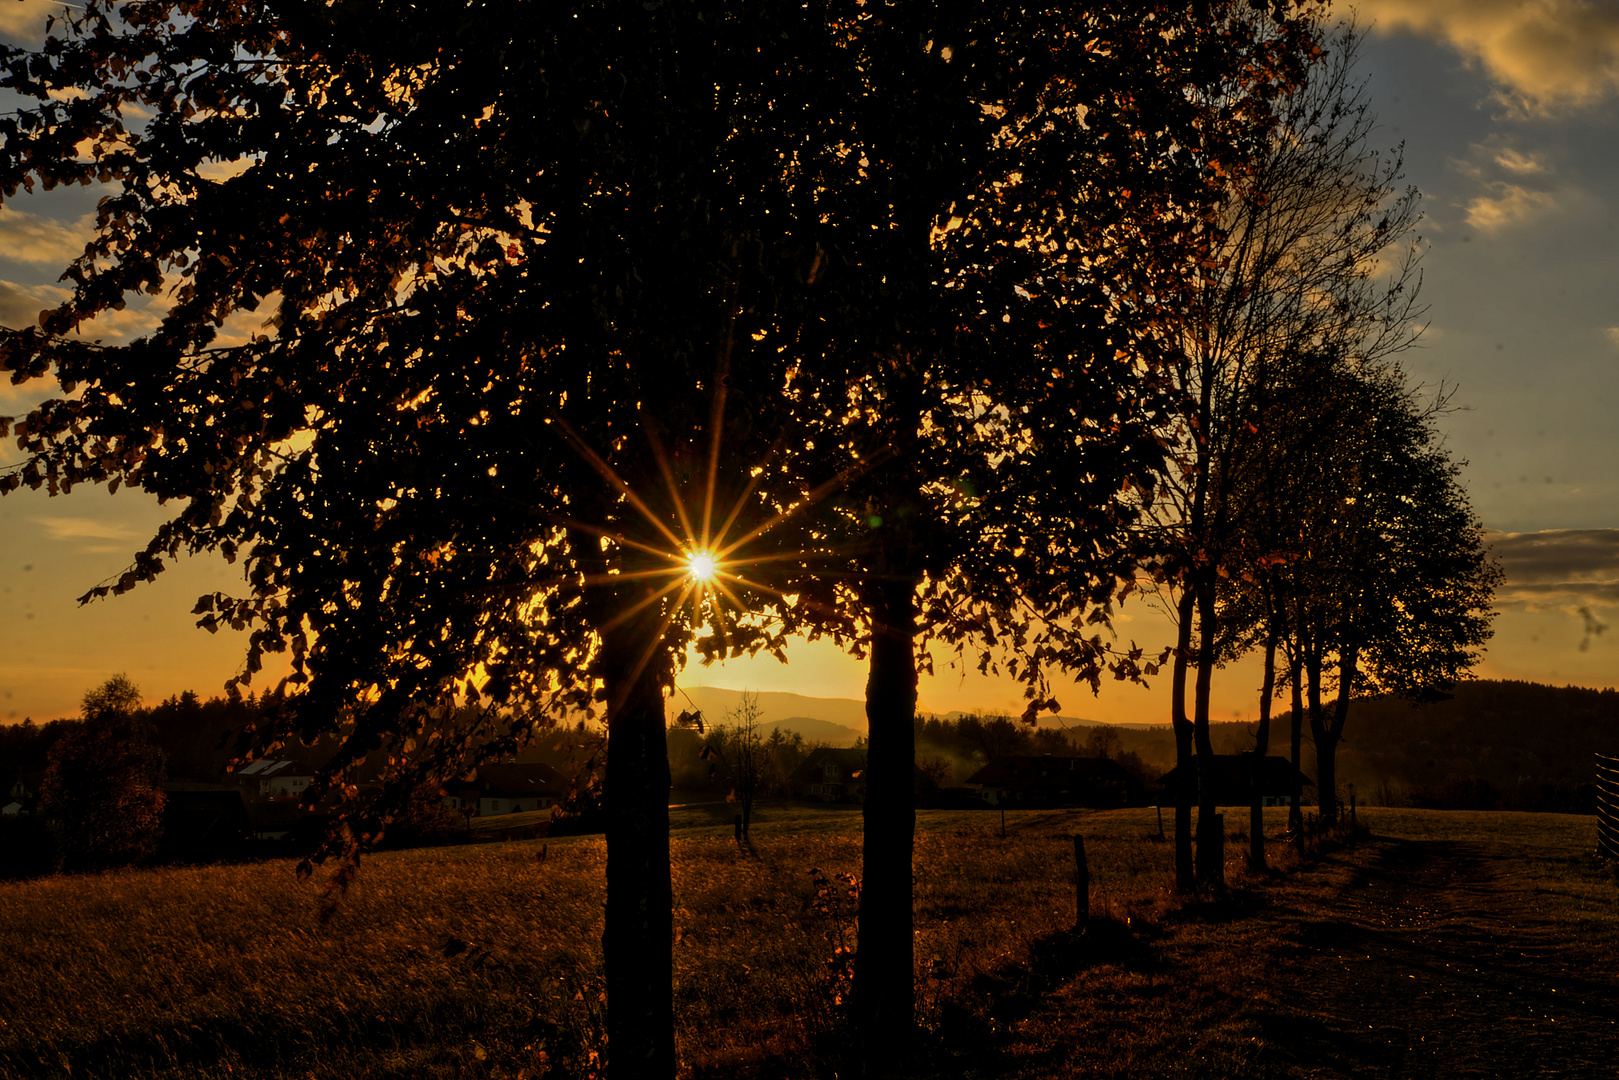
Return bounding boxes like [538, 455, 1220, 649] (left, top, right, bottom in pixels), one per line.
[0, 816, 56, 880]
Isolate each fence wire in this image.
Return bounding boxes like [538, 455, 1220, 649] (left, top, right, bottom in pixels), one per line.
[1597, 754, 1619, 861]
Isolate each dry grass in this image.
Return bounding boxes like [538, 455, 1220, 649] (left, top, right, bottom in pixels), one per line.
[0, 805, 1610, 1079]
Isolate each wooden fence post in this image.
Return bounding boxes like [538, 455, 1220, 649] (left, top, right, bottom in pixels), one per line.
[1073, 834, 1089, 931]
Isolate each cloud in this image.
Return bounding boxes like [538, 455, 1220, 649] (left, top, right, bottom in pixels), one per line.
[1462, 182, 1559, 231]
[0, 278, 71, 331]
[1492, 148, 1549, 175]
[0, 206, 94, 267]
[30, 516, 143, 543]
[1360, 0, 1619, 114]
[1487, 528, 1619, 609]
[1606, 327, 1619, 348]
[0, 276, 168, 344]
[0, 0, 56, 48]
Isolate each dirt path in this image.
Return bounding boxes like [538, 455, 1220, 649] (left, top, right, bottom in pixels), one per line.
[1250, 838, 1619, 1079]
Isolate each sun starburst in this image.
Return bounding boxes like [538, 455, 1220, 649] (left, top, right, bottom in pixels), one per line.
[548, 369, 882, 717]
[687, 551, 718, 582]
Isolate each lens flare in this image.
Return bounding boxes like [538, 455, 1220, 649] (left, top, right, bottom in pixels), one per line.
[688, 552, 717, 581]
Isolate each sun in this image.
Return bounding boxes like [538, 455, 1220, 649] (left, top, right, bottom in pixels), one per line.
[687, 551, 717, 582]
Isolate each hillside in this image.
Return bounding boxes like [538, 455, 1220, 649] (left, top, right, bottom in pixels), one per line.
[667, 684, 1156, 748]
[1327, 680, 1619, 810]
[1091, 680, 1619, 811]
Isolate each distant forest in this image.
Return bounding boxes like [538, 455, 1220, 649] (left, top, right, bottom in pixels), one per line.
[0, 691, 603, 789]
[3, 678, 1614, 813]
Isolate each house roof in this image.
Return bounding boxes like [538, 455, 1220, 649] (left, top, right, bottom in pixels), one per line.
[966, 755, 1140, 792]
[475, 762, 569, 798]
[234, 758, 317, 778]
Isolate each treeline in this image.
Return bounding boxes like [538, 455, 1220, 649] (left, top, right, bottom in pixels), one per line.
[667, 723, 815, 797]
[915, 713, 1160, 789]
[0, 678, 611, 879]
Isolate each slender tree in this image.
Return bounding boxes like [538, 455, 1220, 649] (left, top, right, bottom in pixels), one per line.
[713, 691, 765, 836]
[1300, 375, 1502, 822]
[1144, 19, 1424, 887]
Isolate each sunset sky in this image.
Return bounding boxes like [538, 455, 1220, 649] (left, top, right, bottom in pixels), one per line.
[1, 1, 1615, 727]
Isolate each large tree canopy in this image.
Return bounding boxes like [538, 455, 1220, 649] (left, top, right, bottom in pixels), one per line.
[2, 4, 850, 1072]
[1, 0, 1323, 1071]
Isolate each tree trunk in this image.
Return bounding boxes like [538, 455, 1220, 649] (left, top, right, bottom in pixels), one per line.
[853, 574, 918, 1070]
[1288, 650, 1305, 836]
[1193, 575, 1222, 888]
[1170, 586, 1197, 892]
[1304, 640, 1329, 826]
[1250, 622, 1276, 871]
[600, 607, 676, 1079]
[1317, 642, 1359, 825]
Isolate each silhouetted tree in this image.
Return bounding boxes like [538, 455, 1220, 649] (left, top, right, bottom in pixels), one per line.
[38, 675, 167, 872]
[1300, 376, 1501, 822]
[751, 7, 1325, 1054]
[1142, 19, 1425, 887]
[0, 5, 831, 1072]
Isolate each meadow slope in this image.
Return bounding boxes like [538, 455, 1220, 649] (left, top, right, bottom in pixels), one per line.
[1, 806, 1615, 1078]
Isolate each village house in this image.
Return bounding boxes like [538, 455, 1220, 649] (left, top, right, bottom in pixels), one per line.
[1156, 754, 1315, 807]
[967, 754, 1145, 808]
[2, 775, 40, 817]
[233, 758, 317, 799]
[456, 762, 569, 816]
[790, 747, 868, 803]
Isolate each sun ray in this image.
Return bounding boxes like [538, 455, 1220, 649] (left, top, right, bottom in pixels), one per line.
[708, 569, 850, 625]
[701, 329, 733, 552]
[607, 580, 697, 719]
[543, 513, 689, 565]
[551, 415, 689, 555]
[705, 428, 793, 558]
[597, 575, 692, 635]
[713, 453, 886, 563]
[640, 408, 703, 559]
[576, 567, 686, 587]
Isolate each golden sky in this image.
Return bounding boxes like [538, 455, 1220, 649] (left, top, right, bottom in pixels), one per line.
[2, 2, 1617, 725]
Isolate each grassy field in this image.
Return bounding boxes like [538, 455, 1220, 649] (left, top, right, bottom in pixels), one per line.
[1, 804, 1613, 1079]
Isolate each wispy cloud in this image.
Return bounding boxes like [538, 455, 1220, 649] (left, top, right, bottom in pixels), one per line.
[30, 516, 143, 544]
[1488, 528, 1619, 609]
[0, 206, 94, 267]
[1493, 148, 1549, 175]
[0, 276, 168, 345]
[0, 0, 57, 48]
[0, 278, 70, 332]
[1360, 0, 1619, 115]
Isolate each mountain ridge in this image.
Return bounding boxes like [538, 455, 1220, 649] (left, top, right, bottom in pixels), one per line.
[667, 684, 1164, 747]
